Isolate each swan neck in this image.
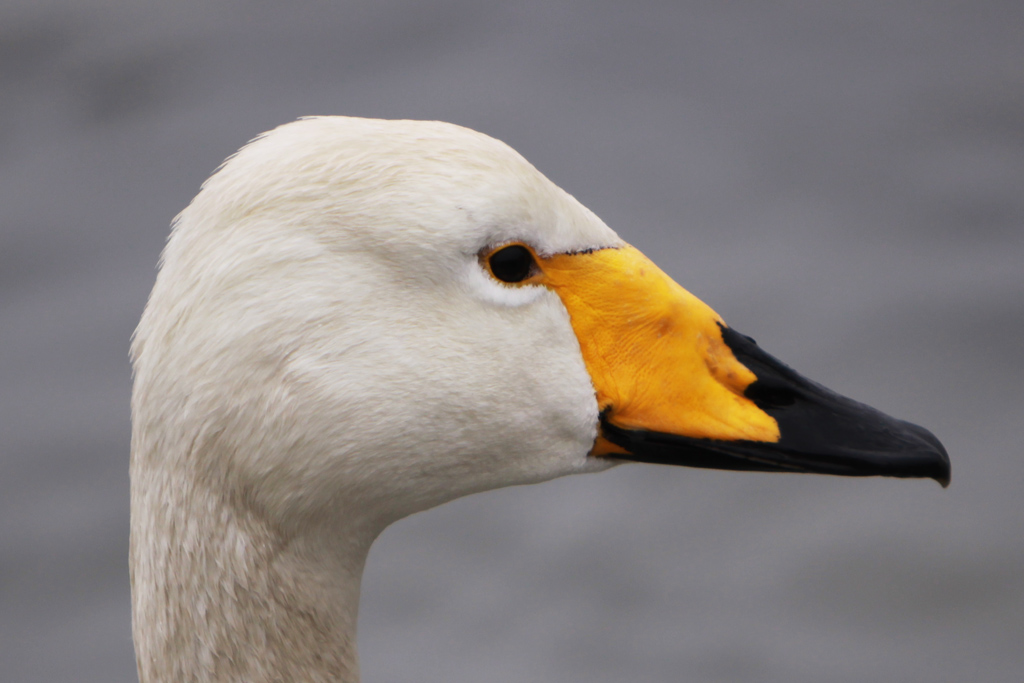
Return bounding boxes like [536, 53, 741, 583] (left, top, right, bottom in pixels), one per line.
[130, 475, 373, 683]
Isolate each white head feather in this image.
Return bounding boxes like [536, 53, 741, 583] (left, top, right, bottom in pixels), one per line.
[130, 117, 623, 682]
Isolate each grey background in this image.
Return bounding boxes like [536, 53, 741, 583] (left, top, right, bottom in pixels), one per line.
[2, 1, 1022, 681]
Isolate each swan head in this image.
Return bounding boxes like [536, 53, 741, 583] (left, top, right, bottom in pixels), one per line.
[131, 116, 949, 540]
[132, 117, 627, 534]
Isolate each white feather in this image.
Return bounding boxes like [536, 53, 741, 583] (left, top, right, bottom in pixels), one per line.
[131, 117, 621, 682]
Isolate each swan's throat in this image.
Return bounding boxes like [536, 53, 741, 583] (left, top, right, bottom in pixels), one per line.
[130, 473, 373, 683]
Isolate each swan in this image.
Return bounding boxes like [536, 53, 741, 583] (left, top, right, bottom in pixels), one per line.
[130, 116, 950, 683]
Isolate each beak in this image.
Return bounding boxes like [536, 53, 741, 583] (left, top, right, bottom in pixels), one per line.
[538, 245, 951, 487]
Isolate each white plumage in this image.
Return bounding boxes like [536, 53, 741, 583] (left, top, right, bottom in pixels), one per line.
[131, 117, 621, 682]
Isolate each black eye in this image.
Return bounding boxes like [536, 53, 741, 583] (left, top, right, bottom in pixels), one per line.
[488, 245, 536, 283]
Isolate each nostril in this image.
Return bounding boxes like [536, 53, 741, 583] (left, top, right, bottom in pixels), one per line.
[747, 382, 798, 408]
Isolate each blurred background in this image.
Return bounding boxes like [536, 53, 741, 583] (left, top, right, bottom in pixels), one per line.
[1, 1, 1022, 681]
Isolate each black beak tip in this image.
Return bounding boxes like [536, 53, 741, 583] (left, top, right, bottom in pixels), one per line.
[906, 421, 951, 488]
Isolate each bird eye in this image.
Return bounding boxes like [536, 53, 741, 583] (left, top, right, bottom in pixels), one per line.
[487, 244, 537, 283]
